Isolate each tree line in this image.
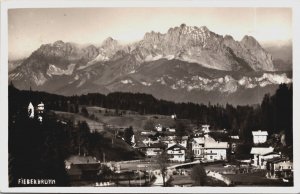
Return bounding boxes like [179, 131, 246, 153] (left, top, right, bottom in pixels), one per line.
[9, 83, 293, 146]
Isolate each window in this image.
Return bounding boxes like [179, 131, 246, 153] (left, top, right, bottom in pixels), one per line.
[210, 156, 213, 159]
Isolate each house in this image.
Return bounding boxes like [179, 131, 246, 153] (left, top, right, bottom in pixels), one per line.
[204, 135, 228, 162]
[171, 114, 177, 119]
[167, 144, 187, 162]
[140, 131, 156, 135]
[191, 135, 228, 162]
[192, 128, 203, 137]
[136, 143, 165, 157]
[65, 155, 101, 181]
[142, 137, 160, 146]
[155, 124, 163, 132]
[252, 130, 268, 144]
[191, 137, 205, 160]
[250, 147, 275, 168]
[266, 158, 293, 179]
[167, 127, 176, 133]
[37, 102, 44, 114]
[230, 135, 239, 140]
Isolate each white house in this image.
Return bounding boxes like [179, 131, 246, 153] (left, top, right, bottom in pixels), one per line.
[192, 135, 228, 162]
[250, 146, 275, 168]
[144, 147, 163, 157]
[204, 135, 228, 162]
[252, 130, 268, 144]
[167, 144, 186, 162]
[191, 137, 205, 160]
[230, 135, 240, 140]
[37, 102, 44, 114]
[142, 137, 160, 146]
[167, 128, 176, 133]
[155, 124, 163, 132]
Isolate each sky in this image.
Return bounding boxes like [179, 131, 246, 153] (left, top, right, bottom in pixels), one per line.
[8, 7, 292, 60]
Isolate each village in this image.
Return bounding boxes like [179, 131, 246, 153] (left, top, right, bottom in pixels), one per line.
[26, 102, 293, 187]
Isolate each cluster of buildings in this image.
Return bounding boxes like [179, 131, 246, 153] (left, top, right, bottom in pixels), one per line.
[62, 121, 293, 184]
[135, 124, 229, 163]
[135, 124, 293, 180]
[250, 130, 293, 179]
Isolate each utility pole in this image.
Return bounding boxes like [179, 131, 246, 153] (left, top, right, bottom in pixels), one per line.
[103, 152, 106, 163]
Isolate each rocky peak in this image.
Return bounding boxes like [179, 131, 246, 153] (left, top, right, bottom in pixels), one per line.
[52, 40, 66, 47]
[102, 37, 118, 47]
[224, 35, 234, 41]
[143, 31, 164, 45]
[240, 35, 262, 49]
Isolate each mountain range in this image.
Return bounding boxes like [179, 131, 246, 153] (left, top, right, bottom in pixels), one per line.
[9, 24, 292, 105]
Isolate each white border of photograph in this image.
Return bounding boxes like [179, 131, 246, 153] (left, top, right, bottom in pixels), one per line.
[1, 0, 300, 193]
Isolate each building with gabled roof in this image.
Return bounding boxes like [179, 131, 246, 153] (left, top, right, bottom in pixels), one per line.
[266, 157, 293, 179]
[135, 142, 165, 157]
[204, 135, 228, 162]
[191, 137, 205, 160]
[252, 130, 268, 144]
[250, 146, 276, 168]
[167, 144, 187, 162]
[65, 155, 101, 181]
[191, 134, 228, 162]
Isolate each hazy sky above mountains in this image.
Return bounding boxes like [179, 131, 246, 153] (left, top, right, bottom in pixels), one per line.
[8, 7, 292, 60]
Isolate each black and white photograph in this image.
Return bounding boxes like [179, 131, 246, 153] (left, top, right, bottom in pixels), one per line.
[1, 1, 299, 193]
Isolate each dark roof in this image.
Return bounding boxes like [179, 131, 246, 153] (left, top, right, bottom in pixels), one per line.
[262, 151, 280, 156]
[137, 142, 166, 149]
[167, 144, 187, 150]
[265, 157, 286, 163]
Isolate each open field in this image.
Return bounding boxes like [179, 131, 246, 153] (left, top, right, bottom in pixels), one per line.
[53, 110, 105, 132]
[86, 106, 177, 130]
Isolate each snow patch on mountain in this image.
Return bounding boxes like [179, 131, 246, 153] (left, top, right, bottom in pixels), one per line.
[165, 73, 292, 93]
[47, 64, 76, 76]
[145, 54, 163, 62]
[237, 73, 291, 89]
[256, 73, 292, 84]
[121, 79, 133, 84]
[141, 81, 152, 86]
[219, 76, 238, 93]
